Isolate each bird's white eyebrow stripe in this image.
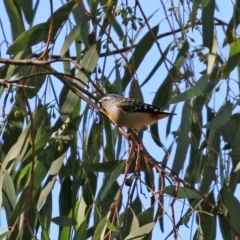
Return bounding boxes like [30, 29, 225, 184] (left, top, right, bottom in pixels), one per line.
[102, 96, 111, 101]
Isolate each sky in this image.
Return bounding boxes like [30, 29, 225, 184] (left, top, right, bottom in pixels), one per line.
[0, 0, 239, 239]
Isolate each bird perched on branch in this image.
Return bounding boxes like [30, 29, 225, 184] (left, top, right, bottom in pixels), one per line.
[99, 94, 175, 130]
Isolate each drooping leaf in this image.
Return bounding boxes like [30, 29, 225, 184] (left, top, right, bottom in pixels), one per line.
[226, 0, 240, 44]
[221, 188, 240, 233]
[61, 13, 89, 57]
[140, 42, 172, 88]
[191, 0, 201, 28]
[203, 101, 232, 129]
[7, 23, 48, 54]
[75, 41, 101, 83]
[51, 216, 77, 227]
[73, 220, 88, 240]
[122, 25, 159, 90]
[3, 0, 24, 39]
[172, 102, 192, 174]
[201, 0, 215, 50]
[164, 186, 201, 199]
[93, 215, 108, 240]
[100, 160, 125, 200]
[125, 222, 155, 240]
[168, 73, 209, 104]
[7, 1, 75, 54]
[222, 39, 240, 78]
[18, 0, 34, 25]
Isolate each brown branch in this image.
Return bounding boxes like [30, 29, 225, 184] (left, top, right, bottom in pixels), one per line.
[38, 0, 53, 59]
[44, 65, 99, 103]
[27, 18, 226, 61]
[144, 152, 240, 237]
[21, 88, 36, 238]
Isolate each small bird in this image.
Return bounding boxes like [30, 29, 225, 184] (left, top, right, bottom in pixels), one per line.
[99, 94, 175, 130]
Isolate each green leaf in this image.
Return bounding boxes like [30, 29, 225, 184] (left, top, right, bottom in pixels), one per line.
[61, 24, 81, 57]
[130, 214, 140, 233]
[3, 0, 24, 39]
[60, 90, 79, 124]
[100, 161, 125, 200]
[93, 216, 107, 240]
[226, 0, 240, 44]
[203, 101, 232, 129]
[60, 15, 89, 57]
[2, 171, 16, 212]
[72, 6, 90, 46]
[112, 17, 124, 41]
[82, 170, 97, 210]
[122, 25, 159, 90]
[7, 1, 75, 54]
[24, 129, 51, 161]
[219, 114, 240, 148]
[137, 206, 154, 226]
[74, 220, 87, 240]
[174, 40, 190, 69]
[185, 95, 205, 183]
[87, 121, 101, 157]
[168, 73, 209, 104]
[131, 195, 142, 218]
[172, 102, 192, 174]
[39, 193, 52, 237]
[199, 156, 218, 195]
[152, 78, 173, 109]
[89, 0, 98, 21]
[196, 191, 216, 240]
[9, 188, 28, 227]
[125, 222, 155, 240]
[218, 207, 234, 240]
[45, 0, 76, 39]
[82, 42, 101, 72]
[2, 123, 29, 166]
[0, 231, 9, 240]
[23, 66, 47, 99]
[140, 42, 172, 88]
[51, 216, 77, 227]
[103, 118, 116, 161]
[207, 38, 218, 73]
[18, 0, 34, 25]
[59, 177, 72, 216]
[107, 221, 118, 232]
[201, 0, 215, 50]
[4, 52, 26, 80]
[75, 41, 101, 82]
[223, 39, 240, 78]
[33, 162, 51, 191]
[221, 188, 240, 233]
[154, 41, 189, 105]
[191, 0, 201, 28]
[164, 186, 201, 199]
[7, 23, 48, 54]
[21, 190, 40, 240]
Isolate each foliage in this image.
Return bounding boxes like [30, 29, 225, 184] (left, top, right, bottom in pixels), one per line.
[0, 0, 240, 239]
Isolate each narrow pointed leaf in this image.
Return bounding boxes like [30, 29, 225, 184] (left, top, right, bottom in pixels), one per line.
[125, 222, 155, 240]
[122, 25, 159, 89]
[172, 103, 191, 174]
[164, 186, 201, 199]
[204, 101, 232, 129]
[51, 216, 77, 227]
[168, 73, 209, 104]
